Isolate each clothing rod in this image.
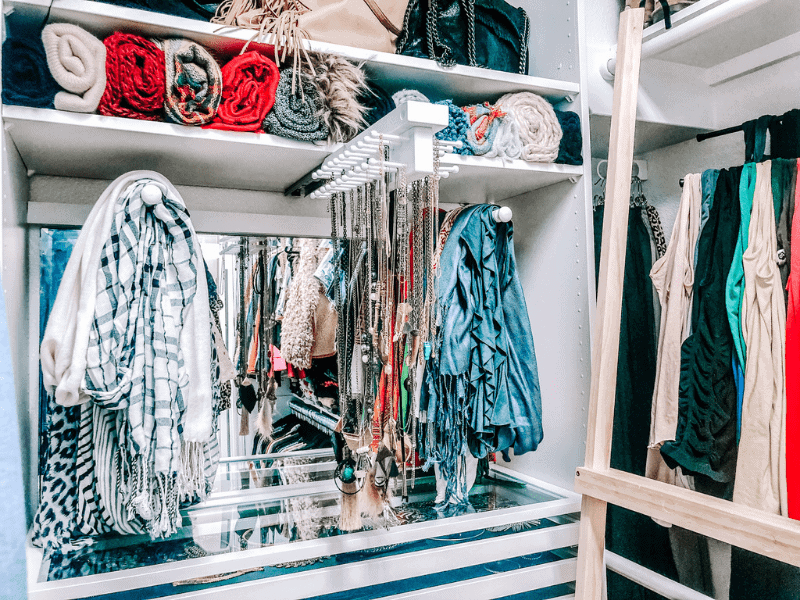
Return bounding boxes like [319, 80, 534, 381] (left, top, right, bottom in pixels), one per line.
[605, 551, 714, 600]
[696, 124, 744, 143]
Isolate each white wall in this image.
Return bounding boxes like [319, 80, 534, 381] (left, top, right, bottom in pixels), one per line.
[505, 180, 593, 491]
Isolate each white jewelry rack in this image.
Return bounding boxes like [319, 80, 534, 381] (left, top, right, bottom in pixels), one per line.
[285, 101, 456, 198]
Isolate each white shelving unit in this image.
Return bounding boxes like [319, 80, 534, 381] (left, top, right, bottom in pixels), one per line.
[4, 105, 583, 206]
[586, 0, 800, 157]
[4, 0, 579, 105]
[2, 0, 597, 598]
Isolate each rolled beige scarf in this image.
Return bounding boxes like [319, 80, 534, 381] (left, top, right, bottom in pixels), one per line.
[41, 23, 106, 113]
[496, 92, 562, 163]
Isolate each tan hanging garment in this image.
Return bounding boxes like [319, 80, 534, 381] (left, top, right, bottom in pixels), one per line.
[646, 173, 702, 485]
[734, 161, 789, 516]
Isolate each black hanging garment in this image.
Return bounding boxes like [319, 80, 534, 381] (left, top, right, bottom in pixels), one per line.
[594, 204, 678, 600]
[660, 167, 742, 484]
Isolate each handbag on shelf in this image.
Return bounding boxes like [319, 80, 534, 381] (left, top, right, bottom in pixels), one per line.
[627, 0, 697, 28]
[396, 0, 530, 75]
[297, 0, 410, 53]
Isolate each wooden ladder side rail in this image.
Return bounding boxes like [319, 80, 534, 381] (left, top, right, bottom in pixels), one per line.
[573, 7, 645, 600]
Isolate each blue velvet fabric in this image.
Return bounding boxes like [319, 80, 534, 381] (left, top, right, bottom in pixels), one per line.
[420, 205, 543, 497]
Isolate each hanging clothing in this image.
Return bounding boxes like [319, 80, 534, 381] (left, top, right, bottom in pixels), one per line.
[774, 159, 797, 303]
[694, 169, 720, 269]
[785, 159, 800, 520]
[420, 204, 543, 500]
[647, 173, 702, 484]
[768, 109, 800, 160]
[594, 204, 678, 600]
[660, 167, 741, 483]
[727, 163, 757, 440]
[733, 161, 788, 516]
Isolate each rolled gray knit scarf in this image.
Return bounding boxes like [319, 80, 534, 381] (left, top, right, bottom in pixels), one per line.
[264, 68, 329, 142]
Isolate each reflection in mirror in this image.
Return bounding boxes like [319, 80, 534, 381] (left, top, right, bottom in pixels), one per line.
[199, 235, 337, 496]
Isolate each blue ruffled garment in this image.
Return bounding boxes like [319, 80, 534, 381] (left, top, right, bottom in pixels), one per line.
[420, 205, 543, 499]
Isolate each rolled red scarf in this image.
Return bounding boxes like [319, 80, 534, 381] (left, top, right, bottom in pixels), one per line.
[204, 51, 279, 133]
[98, 32, 165, 121]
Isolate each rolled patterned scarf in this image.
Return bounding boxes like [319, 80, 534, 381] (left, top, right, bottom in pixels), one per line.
[1, 33, 60, 108]
[263, 68, 329, 142]
[484, 107, 523, 161]
[496, 92, 562, 163]
[463, 102, 507, 156]
[435, 100, 472, 155]
[98, 32, 166, 121]
[41, 24, 107, 113]
[205, 51, 279, 132]
[162, 38, 222, 126]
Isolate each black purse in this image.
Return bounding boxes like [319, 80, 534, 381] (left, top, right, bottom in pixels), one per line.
[397, 0, 530, 75]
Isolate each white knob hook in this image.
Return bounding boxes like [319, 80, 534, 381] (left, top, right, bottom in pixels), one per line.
[492, 206, 512, 223]
[141, 183, 163, 206]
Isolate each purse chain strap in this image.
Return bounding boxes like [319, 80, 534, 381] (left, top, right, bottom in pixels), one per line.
[403, 0, 529, 74]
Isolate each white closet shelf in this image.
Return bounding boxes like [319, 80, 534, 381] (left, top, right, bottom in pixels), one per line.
[4, 106, 582, 199]
[4, 0, 580, 106]
[606, 0, 800, 86]
[439, 154, 582, 204]
[3, 105, 334, 192]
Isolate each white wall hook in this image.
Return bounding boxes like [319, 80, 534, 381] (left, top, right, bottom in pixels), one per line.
[492, 207, 513, 223]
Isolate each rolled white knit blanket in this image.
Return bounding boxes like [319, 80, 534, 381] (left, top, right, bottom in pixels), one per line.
[496, 92, 562, 163]
[41, 23, 106, 113]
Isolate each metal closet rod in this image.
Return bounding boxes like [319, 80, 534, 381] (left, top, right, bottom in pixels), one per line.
[695, 124, 744, 143]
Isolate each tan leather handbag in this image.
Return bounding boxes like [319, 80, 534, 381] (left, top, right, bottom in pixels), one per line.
[297, 0, 409, 53]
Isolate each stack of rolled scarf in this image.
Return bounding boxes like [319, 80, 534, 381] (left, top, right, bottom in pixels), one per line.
[41, 24, 107, 113]
[463, 102, 521, 160]
[162, 38, 222, 125]
[205, 51, 279, 132]
[392, 89, 429, 105]
[496, 92, 562, 163]
[310, 53, 370, 143]
[2, 31, 60, 108]
[98, 32, 166, 121]
[554, 110, 583, 165]
[435, 100, 472, 155]
[263, 68, 329, 142]
[360, 81, 395, 127]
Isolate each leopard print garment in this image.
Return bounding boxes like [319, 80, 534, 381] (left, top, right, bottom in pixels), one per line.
[31, 399, 81, 549]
